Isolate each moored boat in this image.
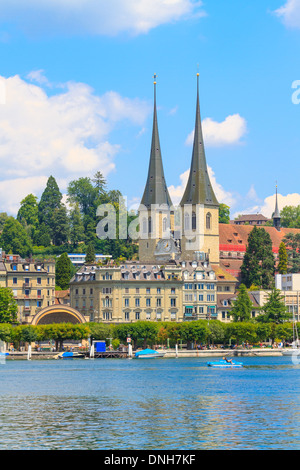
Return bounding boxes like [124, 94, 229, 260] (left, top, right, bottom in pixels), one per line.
[54, 351, 85, 359]
[135, 348, 165, 359]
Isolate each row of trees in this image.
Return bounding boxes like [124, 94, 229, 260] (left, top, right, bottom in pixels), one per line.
[0, 173, 138, 260]
[0, 320, 297, 351]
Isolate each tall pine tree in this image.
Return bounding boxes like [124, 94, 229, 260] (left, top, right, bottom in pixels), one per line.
[230, 284, 253, 322]
[241, 226, 275, 289]
[278, 241, 288, 274]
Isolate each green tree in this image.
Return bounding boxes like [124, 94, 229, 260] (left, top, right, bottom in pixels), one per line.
[69, 203, 85, 246]
[230, 284, 253, 322]
[240, 226, 275, 289]
[56, 252, 72, 290]
[280, 205, 300, 228]
[38, 176, 63, 228]
[0, 217, 32, 258]
[0, 323, 13, 342]
[51, 205, 70, 246]
[207, 321, 225, 346]
[278, 241, 288, 274]
[282, 233, 300, 273]
[257, 288, 290, 324]
[33, 222, 51, 247]
[85, 243, 96, 264]
[17, 194, 39, 229]
[0, 287, 18, 323]
[92, 171, 107, 196]
[181, 320, 209, 347]
[0, 212, 8, 232]
[219, 204, 230, 224]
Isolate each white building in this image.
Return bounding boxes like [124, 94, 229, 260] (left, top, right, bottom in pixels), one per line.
[67, 253, 112, 267]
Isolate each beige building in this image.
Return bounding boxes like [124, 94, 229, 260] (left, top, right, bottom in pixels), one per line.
[69, 259, 230, 323]
[0, 251, 55, 324]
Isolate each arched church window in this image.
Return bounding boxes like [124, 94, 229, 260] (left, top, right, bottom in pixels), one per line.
[206, 213, 211, 230]
[184, 213, 190, 231]
[142, 218, 147, 234]
[192, 212, 196, 230]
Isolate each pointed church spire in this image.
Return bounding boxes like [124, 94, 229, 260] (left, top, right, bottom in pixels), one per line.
[180, 73, 218, 207]
[140, 74, 173, 209]
[273, 183, 281, 230]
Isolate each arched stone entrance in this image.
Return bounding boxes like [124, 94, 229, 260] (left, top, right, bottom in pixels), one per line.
[31, 305, 86, 325]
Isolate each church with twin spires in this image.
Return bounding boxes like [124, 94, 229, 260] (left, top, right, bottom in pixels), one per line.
[138, 73, 220, 266]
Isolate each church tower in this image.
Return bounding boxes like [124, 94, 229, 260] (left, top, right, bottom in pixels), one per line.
[138, 75, 175, 263]
[273, 185, 281, 231]
[180, 74, 220, 264]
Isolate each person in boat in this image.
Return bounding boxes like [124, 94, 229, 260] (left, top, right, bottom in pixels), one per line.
[223, 356, 233, 364]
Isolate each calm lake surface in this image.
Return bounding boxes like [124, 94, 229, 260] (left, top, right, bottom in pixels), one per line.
[0, 356, 299, 450]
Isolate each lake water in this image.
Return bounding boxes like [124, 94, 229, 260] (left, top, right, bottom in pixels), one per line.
[0, 356, 299, 450]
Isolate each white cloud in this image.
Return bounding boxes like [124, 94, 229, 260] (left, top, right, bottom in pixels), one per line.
[26, 69, 51, 87]
[232, 191, 300, 219]
[275, 0, 300, 29]
[168, 166, 236, 207]
[186, 114, 247, 147]
[0, 0, 205, 37]
[0, 74, 150, 215]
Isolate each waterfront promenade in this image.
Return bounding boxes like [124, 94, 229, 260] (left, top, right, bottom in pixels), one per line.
[5, 347, 285, 359]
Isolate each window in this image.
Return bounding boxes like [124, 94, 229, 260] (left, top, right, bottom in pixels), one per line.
[206, 213, 211, 230]
[136, 288, 140, 294]
[148, 217, 152, 234]
[125, 287, 129, 294]
[83, 289, 86, 295]
[125, 312, 130, 321]
[135, 298, 140, 307]
[146, 311, 151, 320]
[184, 213, 190, 231]
[170, 298, 176, 307]
[90, 288, 93, 295]
[13, 277, 17, 284]
[135, 312, 140, 320]
[192, 212, 196, 230]
[124, 298, 129, 307]
[156, 298, 161, 307]
[163, 217, 168, 232]
[37, 290, 41, 298]
[37, 300, 42, 308]
[157, 287, 161, 294]
[37, 277, 41, 285]
[146, 287, 150, 294]
[142, 218, 147, 234]
[146, 298, 151, 307]
[199, 294, 204, 301]
[171, 288, 176, 294]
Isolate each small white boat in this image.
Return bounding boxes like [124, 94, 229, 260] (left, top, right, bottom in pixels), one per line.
[135, 348, 165, 359]
[54, 351, 85, 359]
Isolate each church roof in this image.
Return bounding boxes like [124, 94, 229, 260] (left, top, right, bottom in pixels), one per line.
[140, 76, 173, 209]
[180, 74, 218, 207]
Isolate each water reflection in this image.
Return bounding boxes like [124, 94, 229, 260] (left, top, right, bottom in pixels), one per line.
[0, 357, 300, 449]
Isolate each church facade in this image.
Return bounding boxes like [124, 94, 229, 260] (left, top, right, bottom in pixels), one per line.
[70, 75, 236, 323]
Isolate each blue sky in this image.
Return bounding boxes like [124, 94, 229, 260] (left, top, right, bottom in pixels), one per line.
[0, 0, 299, 219]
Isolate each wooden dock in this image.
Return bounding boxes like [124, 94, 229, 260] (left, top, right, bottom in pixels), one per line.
[89, 351, 128, 359]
